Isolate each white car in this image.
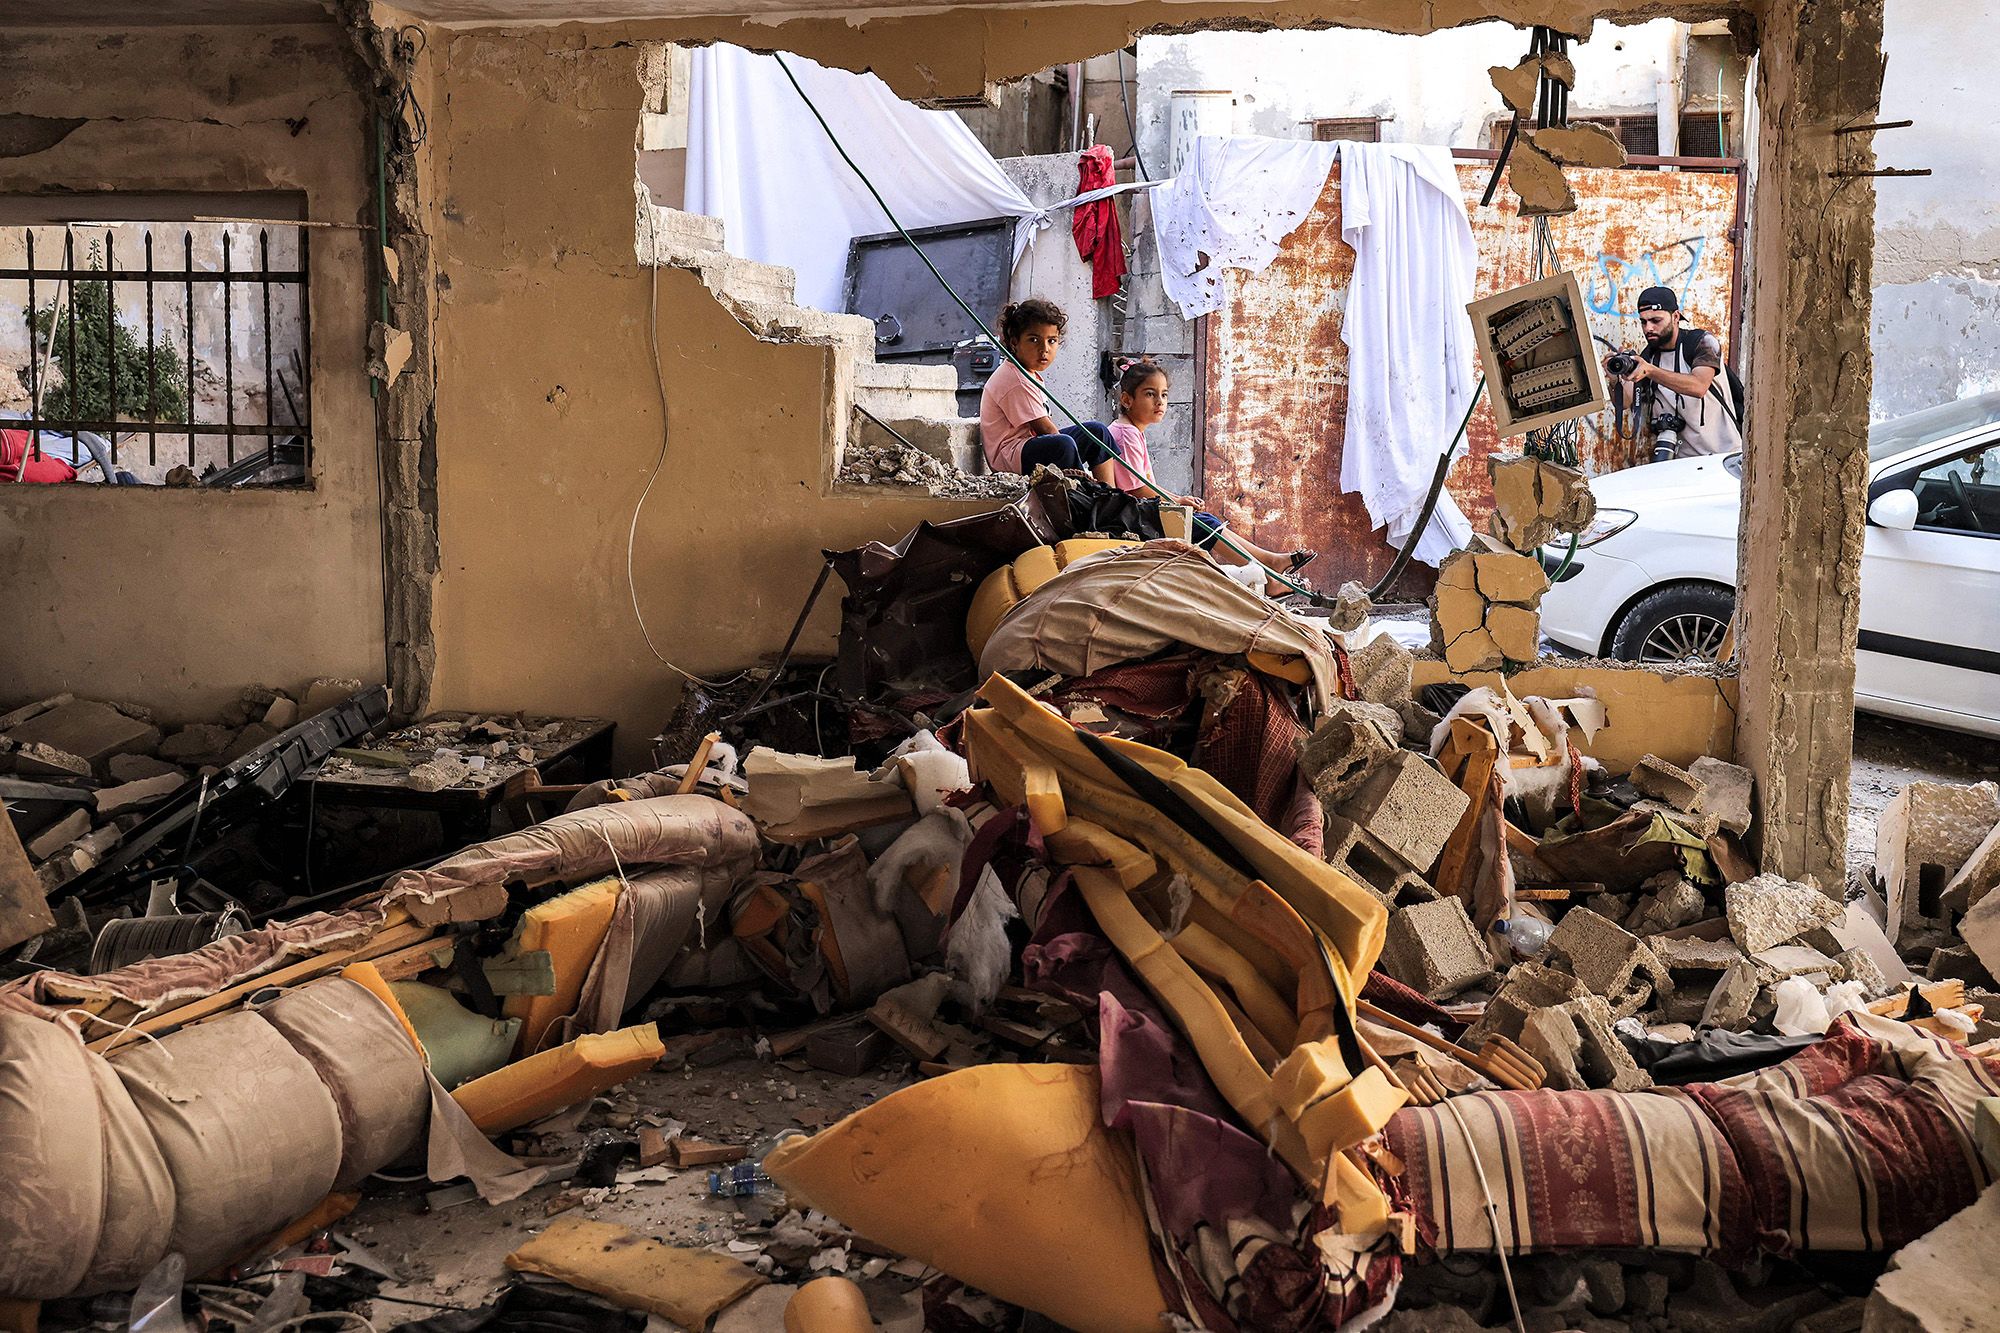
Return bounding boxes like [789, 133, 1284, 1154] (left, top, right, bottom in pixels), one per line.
[1537, 390, 2000, 739]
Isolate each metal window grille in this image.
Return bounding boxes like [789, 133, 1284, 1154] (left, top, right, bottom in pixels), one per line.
[2, 222, 311, 484]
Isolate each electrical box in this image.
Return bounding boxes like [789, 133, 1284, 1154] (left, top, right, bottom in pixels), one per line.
[1467, 270, 1609, 437]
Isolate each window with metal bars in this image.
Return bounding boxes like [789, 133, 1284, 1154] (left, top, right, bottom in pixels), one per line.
[1, 218, 311, 487]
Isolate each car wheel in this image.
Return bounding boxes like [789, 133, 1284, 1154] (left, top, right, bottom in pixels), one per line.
[1608, 583, 1735, 664]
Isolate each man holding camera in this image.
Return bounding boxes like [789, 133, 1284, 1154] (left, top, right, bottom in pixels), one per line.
[1605, 285, 1743, 462]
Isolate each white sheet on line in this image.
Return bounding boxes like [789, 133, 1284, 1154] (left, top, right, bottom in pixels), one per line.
[1152, 135, 1476, 566]
[684, 44, 1042, 314]
[1336, 141, 1477, 567]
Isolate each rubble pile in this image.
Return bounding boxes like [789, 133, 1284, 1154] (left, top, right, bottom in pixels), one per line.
[4, 477, 1998, 1333]
[836, 439, 1029, 500]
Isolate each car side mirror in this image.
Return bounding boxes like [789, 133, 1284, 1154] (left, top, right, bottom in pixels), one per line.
[1869, 489, 1919, 530]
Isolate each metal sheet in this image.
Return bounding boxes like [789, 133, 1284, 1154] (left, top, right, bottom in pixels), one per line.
[1203, 161, 1740, 594]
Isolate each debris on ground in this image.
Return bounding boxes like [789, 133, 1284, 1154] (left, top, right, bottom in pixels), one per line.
[836, 439, 1029, 500]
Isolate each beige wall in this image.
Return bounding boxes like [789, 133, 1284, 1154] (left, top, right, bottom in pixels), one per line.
[0, 25, 384, 723]
[426, 31, 992, 767]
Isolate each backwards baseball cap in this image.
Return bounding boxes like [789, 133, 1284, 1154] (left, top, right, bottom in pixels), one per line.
[1635, 286, 1680, 313]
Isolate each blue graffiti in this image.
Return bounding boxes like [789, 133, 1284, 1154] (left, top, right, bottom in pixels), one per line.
[1582, 235, 1709, 316]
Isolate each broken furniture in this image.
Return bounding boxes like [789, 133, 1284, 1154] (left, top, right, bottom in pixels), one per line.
[304, 714, 616, 847]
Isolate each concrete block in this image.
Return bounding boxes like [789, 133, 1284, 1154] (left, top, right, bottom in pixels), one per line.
[1519, 1006, 1586, 1090]
[1325, 581, 1373, 633]
[1829, 900, 1913, 988]
[1960, 888, 2000, 980]
[1562, 994, 1652, 1091]
[1463, 961, 1588, 1046]
[0, 692, 74, 732]
[1487, 454, 1595, 552]
[1699, 958, 1760, 1030]
[1347, 633, 1413, 709]
[107, 753, 184, 783]
[26, 809, 91, 861]
[1831, 947, 1890, 998]
[1652, 935, 1747, 974]
[1689, 756, 1754, 836]
[263, 696, 300, 730]
[1544, 907, 1671, 1011]
[1333, 750, 1469, 872]
[1321, 812, 1433, 906]
[1629, 877, 1711, 936]
[1750, 943, 1839, 986]
[1470, 547, 1550, 604]
[158, 723, 240, 766]
[1296, 700, 1401, 807]
[1924, 943, 1996, 989]
[1631, 799, 1722, 839]
[93, 773, 187, 818]
[9, 742, 91, 778]
[1878, 780, 2000, 941]
[1865, 1182, 2000, 1332]
[1630, 753, 1705, 812]
[300, 677, 365, 717]
[1380, 896, 1494, 1000]
[1725, 873, 1843, 953]
[2, 700, 158, 777]
[1943, 817, 2000, 914]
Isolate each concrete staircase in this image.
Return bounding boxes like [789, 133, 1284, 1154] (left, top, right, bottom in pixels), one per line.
[640, 203, 987, 477]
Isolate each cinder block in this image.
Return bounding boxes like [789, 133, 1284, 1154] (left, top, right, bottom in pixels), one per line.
[1878, 780, 2000, 941]
[1347, 633, 1413, 710]
[1699, 958, 1760, 1031]
[1321, 812, 1434, 906]
[1630, 754, 1705, 812]
[1333, 750, 1469, 873]
[1296, 701, 1401, 807]
[1544, 907, 1671, 1015]
[1462, 961, 1587, 1046]
[1832, 947, 1889, 998]
[1379, 897, 1494, 1000]
[1563, 995, 1652, 1091]
[1943, 818, 2000, 915]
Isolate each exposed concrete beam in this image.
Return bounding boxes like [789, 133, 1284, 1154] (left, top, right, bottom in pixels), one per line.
[1734, 0, 1884, 886]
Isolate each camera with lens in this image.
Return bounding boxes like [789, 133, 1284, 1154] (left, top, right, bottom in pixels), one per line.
[1649, 407, 1686, 462]
[1605, 349, 1640, 378]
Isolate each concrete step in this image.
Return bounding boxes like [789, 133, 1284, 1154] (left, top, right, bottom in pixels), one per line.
[644, 205, 726, 262]
[850, 410, 986, 474]
[854, 359, 962, 421]
[710, 254, 796, 308]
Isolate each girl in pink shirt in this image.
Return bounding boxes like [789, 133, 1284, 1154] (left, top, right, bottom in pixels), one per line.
[1104, 359, 1317, 583]
[979, 299, 1115, 475]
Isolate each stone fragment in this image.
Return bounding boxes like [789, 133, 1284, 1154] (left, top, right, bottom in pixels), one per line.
[1562, 994, 1652, 1091]
[1380, 897, 1494, 1000]
[1334, 750, 1468, 872]
[1924, 943, 1996, 989]
[1725, 873, 1843, 954]
[1943, 816, 2000, 915]
[1509, 137, 1577, 217]
[1751, 944, 1839, 986]
[1463, 961, 1589, 1046]
[9, 742, 91, 778]
[1689, 756, 1754, 836]
[1544, 907, 1671, 1013]
[1326, 581, 1373, 633]
[158, 723, 240, 766]
[108, 753, 184, 782]
[0, 692, 74, 732]
[263, 696, 300, 730]
[1878, 780, 2000, 941]
[1470, 547, 1550, 604]
[409, 756, 474, 793]
[94, 773, 187, 817]
[1519, 1007, 1586, 1090]
[1489, 58, 1540, 113]
[1865, 1182, 2000, 1333]
[1487, 454, 1596, 552]
[1959, 888, 2000, 980]
[1296, 700, 1402, 807]
[26, 809, 92, 861]
[1830, 947, 1889, 998]
[1652, 935, 1747, 974]
[1629, 877, 1710, 936]
[1631, 799, 1721, 839]
[1442, 624, 1502, 674]
[2, 699, 159, 774]
[1347, 633, 1412, 709]
[299, 677, 365, 718]
[1530, 123, 1628, 168]
[1700, 958, 1760, 1030]
[223, 723, 277, 763]
[1484, 603, 1541, 662]
[1630, 753, 1705, 812]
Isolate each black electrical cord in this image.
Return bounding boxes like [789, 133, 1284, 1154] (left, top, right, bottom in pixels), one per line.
[1365, 373, 1485, 599]
[1117, 48, 1152, 180]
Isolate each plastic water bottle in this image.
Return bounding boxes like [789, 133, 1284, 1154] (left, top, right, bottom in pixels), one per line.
[1493, 915, 1552, 959]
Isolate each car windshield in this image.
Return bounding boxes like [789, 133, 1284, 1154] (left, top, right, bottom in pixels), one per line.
[1869, 390, 2000, 463]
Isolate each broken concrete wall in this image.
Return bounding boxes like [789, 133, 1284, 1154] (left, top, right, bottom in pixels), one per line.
[1869, 0, 2000, 418]
[0, 23, 385, 723]
[424, 31, 1010, 767]
[1000, 153, 1113, 426]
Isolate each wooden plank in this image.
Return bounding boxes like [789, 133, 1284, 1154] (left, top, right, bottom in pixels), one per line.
[0, 811, 57, 951]
[676, 732, 721, 796]
[1434, 746, 1498, 896]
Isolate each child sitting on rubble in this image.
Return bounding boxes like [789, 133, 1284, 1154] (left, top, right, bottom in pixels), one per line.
[979, 297, 1118, 476]
[1105, 358, 1317, 587]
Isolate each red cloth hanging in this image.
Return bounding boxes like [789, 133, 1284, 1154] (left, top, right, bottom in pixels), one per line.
[1070, 145, 1127, 299]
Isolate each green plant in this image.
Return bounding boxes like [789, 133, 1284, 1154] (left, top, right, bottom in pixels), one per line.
[26, 242, 189, 424]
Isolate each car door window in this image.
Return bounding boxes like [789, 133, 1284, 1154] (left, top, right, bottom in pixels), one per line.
[1909, 439, 2000, 536]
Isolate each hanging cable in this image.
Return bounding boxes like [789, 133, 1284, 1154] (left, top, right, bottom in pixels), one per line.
[770, 53, 1318, 600]
[1365, 374, 1484, 600]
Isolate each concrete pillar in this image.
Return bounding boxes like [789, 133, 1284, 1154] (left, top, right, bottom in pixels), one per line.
[1734, 0, 1886, 886]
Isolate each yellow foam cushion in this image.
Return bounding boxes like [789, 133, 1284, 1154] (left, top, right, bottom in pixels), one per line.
[503, 877, 622, 1056]
[965, 539, 1138, 659]
[765, 1064, 1166, 1333]
[454, 1023, 665, 1134]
